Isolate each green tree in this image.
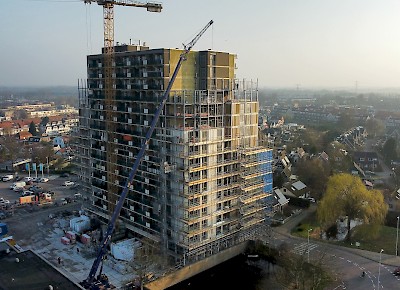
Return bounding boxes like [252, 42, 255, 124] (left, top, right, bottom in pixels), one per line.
[29, 121, 38, 136]
[295, 158, 330, 198]
[317, 173, 388, 242]
[40, 116, 50, 126]
[382, 137, 397, 162]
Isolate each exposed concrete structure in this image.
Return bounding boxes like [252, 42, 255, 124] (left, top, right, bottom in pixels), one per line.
[145, 241, 249, 290]
[76, 44, 273, 266]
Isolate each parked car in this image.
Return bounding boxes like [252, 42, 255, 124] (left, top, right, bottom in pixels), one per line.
[14, 176, 23, 181]
[28, 186, 43, 193]
[60, 198, 68, 205]
[2, 175, 14, 182]
[24, 177, 33, 182]
[21, 190, 34, 197]
[63, 181, 75, 186]
[0, 199, 10, 205]
[0, 212, 6, 220]
[38, 177, 49, 183]
[31, 177, 38, 183]
[13, 187, 25, 192]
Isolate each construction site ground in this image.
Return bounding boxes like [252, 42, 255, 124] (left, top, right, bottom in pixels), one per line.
[3, 202, 134, 289]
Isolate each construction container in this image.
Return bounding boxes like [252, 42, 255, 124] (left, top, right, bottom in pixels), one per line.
[81, 234, 91, 244]
[110, 238, 141, 261]
[66, 231, 76, 243]
[19, 195, 37, 205]
[70, 215, 90, 233]
[61, 237, 70, 245]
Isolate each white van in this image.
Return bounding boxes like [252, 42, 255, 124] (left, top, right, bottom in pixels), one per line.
[9, 181, 26, 190]
[2, 175, 14, 182]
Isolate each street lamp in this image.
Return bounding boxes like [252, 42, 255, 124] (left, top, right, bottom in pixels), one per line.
[396, 216, 399, 257]
[378, 249, 383, 289]
[46, 156, 50, 177]
[307, 228, 313, 263]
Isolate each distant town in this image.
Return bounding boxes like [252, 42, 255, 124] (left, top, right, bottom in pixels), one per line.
[0, 82, 399, 290]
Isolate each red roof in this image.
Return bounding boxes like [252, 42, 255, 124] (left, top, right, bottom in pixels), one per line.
[18, 131, 33, 140]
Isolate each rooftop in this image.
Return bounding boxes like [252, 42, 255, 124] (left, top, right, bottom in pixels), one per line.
[0, 249, 81, 290]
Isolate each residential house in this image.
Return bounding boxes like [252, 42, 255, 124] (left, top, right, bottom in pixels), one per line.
[281, 180, 310, 199]
[353, 151, 379, 170]
[272, 188, 290, 213]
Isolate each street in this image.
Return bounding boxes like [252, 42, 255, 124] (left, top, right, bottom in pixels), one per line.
[271, 206, 400, 290]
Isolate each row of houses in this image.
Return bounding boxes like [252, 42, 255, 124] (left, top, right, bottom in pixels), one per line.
[1, 103, 78, 120]
[268, 104, 400, 132]
[0, 115, 78, 137]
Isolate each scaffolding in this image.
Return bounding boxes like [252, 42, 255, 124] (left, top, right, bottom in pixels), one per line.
[76, 46, 273, 266]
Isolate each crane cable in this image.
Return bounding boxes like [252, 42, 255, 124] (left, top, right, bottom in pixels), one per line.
[85, 4, 93, 54]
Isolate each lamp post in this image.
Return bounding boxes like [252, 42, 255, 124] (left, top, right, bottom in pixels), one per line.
[46, 157, 50, 177]
[378, 249, 383, 289]
[396, 216, 399, 257]
[307, 228, 312, 263]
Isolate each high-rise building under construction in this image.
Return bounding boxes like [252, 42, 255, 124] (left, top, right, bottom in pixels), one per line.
[77, 44, 273, 264]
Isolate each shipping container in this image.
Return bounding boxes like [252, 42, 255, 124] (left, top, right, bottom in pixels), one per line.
[66, 231, 76, 243]
[19, 195, 37, 204]
[81, 234, 91, 244]
[61, 237, 70, 245]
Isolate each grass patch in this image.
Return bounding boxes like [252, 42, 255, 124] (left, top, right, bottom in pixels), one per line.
[291, 211, 322, 239]
[288, 209, 398, 255]
[337, 224, 398, 255]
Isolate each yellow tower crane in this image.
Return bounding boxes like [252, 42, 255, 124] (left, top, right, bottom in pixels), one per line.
[82, 0, 162, 214]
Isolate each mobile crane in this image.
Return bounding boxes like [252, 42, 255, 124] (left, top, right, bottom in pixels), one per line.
[81, 20, 214, 289]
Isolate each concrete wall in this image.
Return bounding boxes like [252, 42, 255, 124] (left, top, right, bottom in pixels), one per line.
[145, 241, 249, 290]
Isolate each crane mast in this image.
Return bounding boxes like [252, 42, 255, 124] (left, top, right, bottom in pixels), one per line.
[83, 0, 162, 217]
[81, 20, 214, 288]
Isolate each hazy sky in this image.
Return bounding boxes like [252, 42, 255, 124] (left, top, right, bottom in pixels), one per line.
[2, 0, 400, 88]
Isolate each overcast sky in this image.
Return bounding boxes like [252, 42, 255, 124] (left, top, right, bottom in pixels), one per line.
[2, 0, 400, 89]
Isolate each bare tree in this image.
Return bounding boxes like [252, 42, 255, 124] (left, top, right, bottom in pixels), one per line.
[275, 249, 334, 290]
[0, 136, 22, 168]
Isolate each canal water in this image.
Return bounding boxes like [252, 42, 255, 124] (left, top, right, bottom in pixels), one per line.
[167, 255, 282, 290]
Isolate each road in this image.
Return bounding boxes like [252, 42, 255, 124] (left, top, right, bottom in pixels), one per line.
[272, 206, 400, 290]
